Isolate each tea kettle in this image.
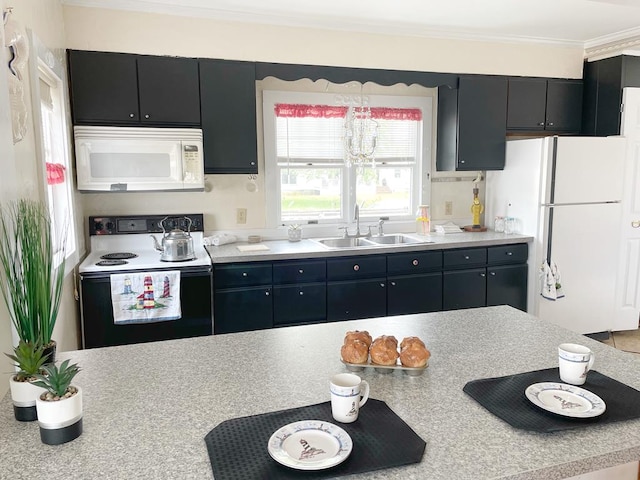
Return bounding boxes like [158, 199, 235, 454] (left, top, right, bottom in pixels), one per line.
[151, 216, 195, 262]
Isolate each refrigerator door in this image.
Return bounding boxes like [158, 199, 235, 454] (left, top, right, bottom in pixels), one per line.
[552, 137, 626, 204]
[537, 202, 622, 334]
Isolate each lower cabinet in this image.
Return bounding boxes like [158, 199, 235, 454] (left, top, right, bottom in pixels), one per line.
[487, 264, 528, 311]
[388, 273, 443, 315]
[327, 279, 387, 321]
[212, 243, 529, 334]
[214, 286, 272, 334]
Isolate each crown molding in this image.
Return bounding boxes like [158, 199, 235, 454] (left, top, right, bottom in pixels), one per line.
[584, 27, 640, 61]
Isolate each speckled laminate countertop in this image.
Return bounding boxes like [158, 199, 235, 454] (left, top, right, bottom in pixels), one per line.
[2, 306, 639, 479]
[206, 231, 532, 263]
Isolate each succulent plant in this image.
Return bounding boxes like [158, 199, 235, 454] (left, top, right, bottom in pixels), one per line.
[33, 359, 80, 398]
[4, 340, 49, 381]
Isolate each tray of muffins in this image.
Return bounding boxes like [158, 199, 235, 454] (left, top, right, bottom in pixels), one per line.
[340, 330, 430, 376]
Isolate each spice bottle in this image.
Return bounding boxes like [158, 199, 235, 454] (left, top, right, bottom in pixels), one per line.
[416, 205, 430, 235]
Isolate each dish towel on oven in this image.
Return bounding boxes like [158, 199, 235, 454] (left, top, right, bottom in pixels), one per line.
[540, 260, 564, 301]
[110, 271, 181, 324]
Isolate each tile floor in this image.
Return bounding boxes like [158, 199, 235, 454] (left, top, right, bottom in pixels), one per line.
[599, 329, 640, 358]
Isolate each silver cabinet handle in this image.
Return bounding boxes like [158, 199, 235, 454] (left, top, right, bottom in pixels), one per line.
[490, 272, 496, 276]
[380, 283, 385, 287]
[144, 114, 150, 119]
[298, 269, 304, 274]
[632, 221, 640, 228]
[460, 159, 465, 164]
[464, 255, 470, 260]
[390, 281, 396, 286]
[480, 273, 486, 277]
[506, 252, 513, 256]
[547, 122, 554, 126]
[129, 113, 135, 118]
[242, 272, 248, 277]
[299, 291, 304, 296]
[250, 161, 256, 166]
[538, 122, 544, 126]
[353, 265, 360, 271]
[265, 290, 270, 296]
[412, 259, 419, 266]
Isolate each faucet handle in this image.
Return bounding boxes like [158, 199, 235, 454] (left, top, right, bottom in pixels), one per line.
[338, 226, 350, 238]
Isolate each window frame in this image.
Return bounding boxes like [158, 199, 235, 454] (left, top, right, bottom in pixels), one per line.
[262, 89, 432, 230]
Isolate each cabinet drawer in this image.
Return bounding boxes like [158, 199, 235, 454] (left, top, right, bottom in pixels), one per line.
[214, 263, 272, 288]
[487, 244, 528, 265]
[443, 248, 487, 269]
[273, 260, 326, 284]
[273, 283, 326, 325]
[387, 251, 442, 275]
[327, 255, 387, 281]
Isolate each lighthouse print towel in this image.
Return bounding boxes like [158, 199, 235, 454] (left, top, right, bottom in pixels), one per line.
[110, 271, 181, 324]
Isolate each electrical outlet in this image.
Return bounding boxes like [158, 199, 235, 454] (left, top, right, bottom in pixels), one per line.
[445, 201, 453, 216]
[236, 208, 247, 224]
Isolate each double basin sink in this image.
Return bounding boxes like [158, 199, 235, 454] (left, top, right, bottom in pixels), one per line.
[311, 234, 433, 249]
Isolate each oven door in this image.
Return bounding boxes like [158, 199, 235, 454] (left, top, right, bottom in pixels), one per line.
[80, 265, 212, 349]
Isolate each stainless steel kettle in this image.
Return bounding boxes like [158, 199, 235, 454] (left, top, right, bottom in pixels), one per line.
[151, 216, 195, 262]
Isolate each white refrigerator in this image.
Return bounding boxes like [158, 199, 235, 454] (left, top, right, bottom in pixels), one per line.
[485, 136, 626, 334]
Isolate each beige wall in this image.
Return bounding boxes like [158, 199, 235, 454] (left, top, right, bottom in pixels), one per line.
[0, 0, 80, 398]
[62, 5, 585, 236]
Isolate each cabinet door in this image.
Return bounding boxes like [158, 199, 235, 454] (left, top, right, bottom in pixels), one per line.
[443, 269, 486, 310]
[200, 59, 258, 173]
[545, 80, 583, 132]
[487, 264, 527, 312]
[137, 56, 201, 125]
[68, 50, 139, 124]
[507, 78, 547, 131]
[456, 76, 508, 171]
[214, 286, 272, 334]
[387, 273, 442, 316]
[327, 279, 386, 321]
[273, 283, 326, 326]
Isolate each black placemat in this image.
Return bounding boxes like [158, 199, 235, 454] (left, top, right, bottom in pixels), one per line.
[204, 399, 426, 480]
[463, 368, 640, 432]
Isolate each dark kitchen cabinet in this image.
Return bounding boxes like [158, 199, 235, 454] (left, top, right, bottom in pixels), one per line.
[387, 250, 443, 315]
[437, 76, 508, 171]
[273, 260, 326, 326]
[214, 286, 272, 334]
[199, 59, 258, 174]
[326, 255, 387, 321]
[507, 78, 583, 133]
[68, 50, 200, 126]
[213, 262, 272, 334]
[582, 55, 640, 136]
[443, 244, 528, 312]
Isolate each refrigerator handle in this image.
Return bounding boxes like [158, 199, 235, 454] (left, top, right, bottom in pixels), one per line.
[546, 137, 559, 266]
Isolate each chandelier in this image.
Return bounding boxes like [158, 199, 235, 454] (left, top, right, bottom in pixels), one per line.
[341, 87, 378, 168]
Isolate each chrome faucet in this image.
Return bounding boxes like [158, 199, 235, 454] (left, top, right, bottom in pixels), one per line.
[354, 204, 361, 237]
[340, 203, 370, 238]
[378, 218, 385, 236]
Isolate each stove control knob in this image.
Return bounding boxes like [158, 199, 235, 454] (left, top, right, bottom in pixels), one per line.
[94, 221, 104, 232]
[105, 221, 115, 232]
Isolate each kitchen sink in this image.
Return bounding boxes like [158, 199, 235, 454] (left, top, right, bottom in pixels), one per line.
[366, 234, 426, 245]
[312, 234, 433, 249]
[314, 237, 376, 248]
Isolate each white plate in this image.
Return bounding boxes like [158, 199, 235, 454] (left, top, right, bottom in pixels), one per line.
[525, 382, 606, 418]
[267, 420, 353, 471]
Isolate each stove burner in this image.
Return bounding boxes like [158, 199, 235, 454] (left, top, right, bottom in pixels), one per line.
[100, 252, 138, 260]
[96, 260, 128, 267]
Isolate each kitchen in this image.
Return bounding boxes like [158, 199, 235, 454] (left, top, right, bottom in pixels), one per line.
[3, 1, 640, 478]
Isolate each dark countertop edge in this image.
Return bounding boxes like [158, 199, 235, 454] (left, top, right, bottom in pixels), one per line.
[206, 234, 533, 264]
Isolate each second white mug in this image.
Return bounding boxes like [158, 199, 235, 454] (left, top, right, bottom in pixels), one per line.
[330, 373, 369, 423]
[558, 343, 595, 385]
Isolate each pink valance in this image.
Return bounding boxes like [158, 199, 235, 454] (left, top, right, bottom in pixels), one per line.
[275, 103, 422, 121]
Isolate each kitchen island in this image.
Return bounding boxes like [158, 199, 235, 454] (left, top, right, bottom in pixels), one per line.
[2, 305, 640, 479]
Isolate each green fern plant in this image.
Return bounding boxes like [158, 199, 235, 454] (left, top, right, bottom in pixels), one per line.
[4, 341, 49, 381]
[33, 359, 80, 398]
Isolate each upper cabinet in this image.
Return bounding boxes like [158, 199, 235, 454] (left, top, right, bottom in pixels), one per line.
[437, 76, 508, 171]
[199, 59, 258, 174]
[507, 78, 583, 133]
[582, 55, 640, 136]
[68, 50, 201, 126]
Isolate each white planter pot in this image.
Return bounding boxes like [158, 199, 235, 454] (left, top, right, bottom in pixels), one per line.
[35, 386, 83, 445]
[9, 376, 47, 422]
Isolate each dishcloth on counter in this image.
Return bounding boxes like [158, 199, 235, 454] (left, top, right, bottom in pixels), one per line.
[237, 244, 270, 252]
[204, 399, 426, 480]
[203, 234, 237, 246]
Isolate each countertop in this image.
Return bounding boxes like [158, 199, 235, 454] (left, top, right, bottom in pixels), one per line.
[206, 231, 532, 263]
[2, 306, 640, 479]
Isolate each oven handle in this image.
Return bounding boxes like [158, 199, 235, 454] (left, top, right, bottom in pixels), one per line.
[80, 266, 212, 281]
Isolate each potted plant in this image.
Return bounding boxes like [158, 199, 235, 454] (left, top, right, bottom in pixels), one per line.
[0, 199, 66, 361]
[5, 341, 49, 421]
[33, 359, 82, 445]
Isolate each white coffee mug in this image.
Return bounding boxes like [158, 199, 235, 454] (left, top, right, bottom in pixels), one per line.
[330, 373, 369, 423]
[558, 343, 595, 386]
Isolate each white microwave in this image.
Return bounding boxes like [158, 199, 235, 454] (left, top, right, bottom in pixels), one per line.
[74, 126, 205, 192]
